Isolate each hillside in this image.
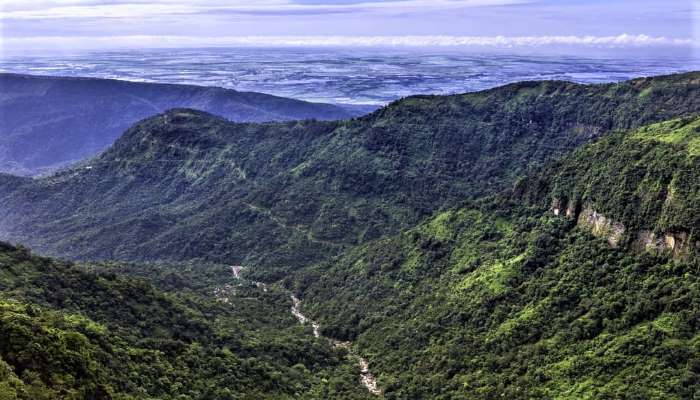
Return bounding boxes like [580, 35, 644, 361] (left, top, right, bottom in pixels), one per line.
[0, 72, 699, 269]
[291, 117, 700, 399]
[0, 241, 373, 399]
[0, 73, 371, 176]
[517, 116, 700, 257]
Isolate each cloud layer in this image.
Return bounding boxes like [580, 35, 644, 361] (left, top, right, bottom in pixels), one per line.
[0, 0, 695, 52]
[4, 34, 694, 50]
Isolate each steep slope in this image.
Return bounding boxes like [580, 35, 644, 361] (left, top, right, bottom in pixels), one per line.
[518, 116, 700, 258]
[0, 72, 699, 269]
[0, 73, 371, 176]
[292, 117, 700, 399]
[0, 242, 373, 399]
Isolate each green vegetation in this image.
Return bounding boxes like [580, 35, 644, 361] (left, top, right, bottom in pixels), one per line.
[0, 242, 372, 399]
[519, 116, 700, 245]
[1, 73, 699, 273]
[293, 203, 700, 399]
[1, 72, 700, 399]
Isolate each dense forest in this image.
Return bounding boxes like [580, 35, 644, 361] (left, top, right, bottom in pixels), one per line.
[0, 72, 699, 399]
[518, 116, 700, 251]
[0, 242, 372, 399]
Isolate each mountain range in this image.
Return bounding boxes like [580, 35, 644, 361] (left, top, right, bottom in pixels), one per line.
[0, 73, 373, 176]
[0, 71, 699, 399]
[0, 72, 698, 271]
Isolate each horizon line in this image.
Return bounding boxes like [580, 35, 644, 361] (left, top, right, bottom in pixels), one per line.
[2, 34, 696, 51]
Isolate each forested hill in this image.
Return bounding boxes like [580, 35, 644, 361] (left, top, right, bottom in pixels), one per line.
[517, 116, 700, 258]
[292, 116, 700, 399]
[0, 72, 699, 270]
[0, 241, 373, 399]
[0, 73, 371, 176]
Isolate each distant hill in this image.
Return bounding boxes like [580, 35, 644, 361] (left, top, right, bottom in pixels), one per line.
[0, 73, 373, 176]
[0, 72, 698, 270]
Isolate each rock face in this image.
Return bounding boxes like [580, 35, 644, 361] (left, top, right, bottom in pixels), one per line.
[576, 205, 626, 248]
[552, 199, 697, 260]
[633, 230, 696, 260]
[551, 198, 577, 218]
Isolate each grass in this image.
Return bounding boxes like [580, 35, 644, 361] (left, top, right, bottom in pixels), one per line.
[632, 118, 700, 154]
[458, 252, 526, 295]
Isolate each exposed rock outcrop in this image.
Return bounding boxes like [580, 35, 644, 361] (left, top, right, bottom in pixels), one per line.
[551, 198, 696, 260]
[551, 198, 577, 218]
[576, 206, 626, 248]
[633, 230, 697, 260]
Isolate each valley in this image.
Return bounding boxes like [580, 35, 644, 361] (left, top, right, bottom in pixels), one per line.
[2, 0, 698, 398]
[290, 294, 382, 396]
[292, 115, 700, 398]
[0, 71, 699, 399]
[228, 263, 382, 396]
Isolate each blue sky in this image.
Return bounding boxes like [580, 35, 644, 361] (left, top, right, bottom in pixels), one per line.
[0, 0, 697, 52]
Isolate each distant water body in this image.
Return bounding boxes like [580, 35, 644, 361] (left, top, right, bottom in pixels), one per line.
[1, 48, 698, 105]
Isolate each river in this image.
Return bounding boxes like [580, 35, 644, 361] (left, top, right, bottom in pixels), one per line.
[225, 265, 381, 396]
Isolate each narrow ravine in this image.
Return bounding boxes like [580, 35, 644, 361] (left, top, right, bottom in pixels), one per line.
[225, 265, 381, 396]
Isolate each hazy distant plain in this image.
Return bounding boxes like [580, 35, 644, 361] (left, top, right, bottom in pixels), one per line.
[2, 48, 698, 105]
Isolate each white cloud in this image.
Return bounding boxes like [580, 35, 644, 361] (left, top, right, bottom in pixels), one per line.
[3, 34, 695, 50]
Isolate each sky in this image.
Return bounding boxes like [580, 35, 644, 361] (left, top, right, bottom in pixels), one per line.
[0, 0, 697, 54]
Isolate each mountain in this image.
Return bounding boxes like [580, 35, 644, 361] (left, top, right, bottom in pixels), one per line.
[0, 72, 699, 271]
[291, 116, 700, 399]
[0, 73, 373, 176]
[0, 241, 373, 399]
[1, 72, 699, 269]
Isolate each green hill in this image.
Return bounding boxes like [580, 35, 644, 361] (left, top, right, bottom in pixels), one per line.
[1, 72, 699, 273]
[291, 117, 700, 399]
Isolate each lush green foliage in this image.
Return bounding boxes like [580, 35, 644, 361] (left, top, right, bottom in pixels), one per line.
[518, 116, 700, 247]
[1, 73, 699, 271]
[1, 72, 700, 399]
[294, 203, 700, 399]
[0, 242, 372, 399]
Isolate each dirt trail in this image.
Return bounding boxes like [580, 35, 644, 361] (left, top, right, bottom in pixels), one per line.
[241, 202, 343, 248]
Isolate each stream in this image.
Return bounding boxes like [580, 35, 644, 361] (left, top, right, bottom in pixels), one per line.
[290, 294, 381, 396]
[226, 266, 381, 396]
